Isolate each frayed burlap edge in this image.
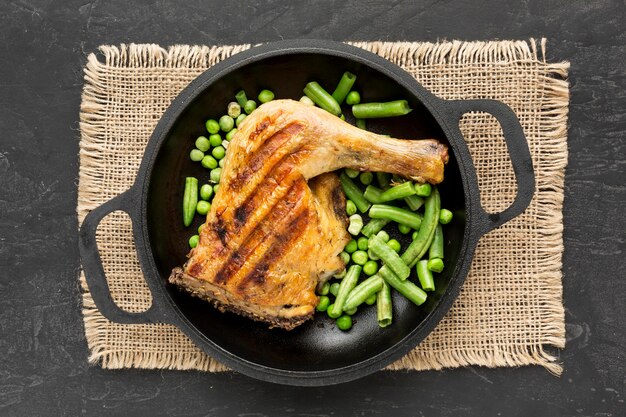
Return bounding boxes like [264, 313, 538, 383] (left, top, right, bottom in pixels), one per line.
[78, 39, 568, 375]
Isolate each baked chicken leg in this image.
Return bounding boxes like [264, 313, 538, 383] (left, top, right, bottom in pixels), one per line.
[170, 99, 448, 330]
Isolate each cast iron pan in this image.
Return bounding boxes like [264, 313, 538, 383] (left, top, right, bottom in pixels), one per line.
[78, 40, 535, 386]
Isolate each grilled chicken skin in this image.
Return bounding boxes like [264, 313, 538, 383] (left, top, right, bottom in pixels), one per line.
[169, 99, 448, 330]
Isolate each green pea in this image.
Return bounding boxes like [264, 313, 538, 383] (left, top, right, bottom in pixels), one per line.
[412, 230, 419, 240]
[398, 223, 412, 234]
[357, 237, 369, 251]
[346, 91, 361, 105]
[201, 155, 218, 170]
[213, 184, 220, 194]
[439, 208, 453, 224]
[365, 294, 377, 305]
[327, 303, 341, 319]
[195, 136, 210, 152]
[359, 172, 374, 185]
[319, 282, 330, 296]
[209, 133, 222, 147]
[345, 239, 357, 253]
[339, 251, 351, 264]
[316, 296, 330, 312]
[226, 128, 237, 141]
[205, 119, 220, 134]
[244, 99, 257, 114]
[236, 114, 247, 127]
[189, 234, 199, 248]
[200, 184, 213, 201]
[387, 238, 401, 253]
[198, 223, 204, 234]
[363, 260, 379, 276]
[190, 149, 204, 162]
[351, 250, 368, 265]
[196, 200, 211, 215]
[329, 283, 340, 297]
[346, 200, 357, 216]
[219, 158, 225, 168]
[376, 230, 390, 242]
[344, 307, 357, 316]
[336, 315, 352, 331]
[219, 115, 234, 132]
[339, 114, 346, 121]
[210, 168, 222, 184]
[258, 89, 275, 103]
[212, 146, 226, 160]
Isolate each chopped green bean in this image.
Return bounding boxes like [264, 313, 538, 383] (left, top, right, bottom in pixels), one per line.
[365, 294, 377, 305]
[404, 195, 425, 211]
[369, 235, 410, 280]
[351, 250, 368, 266]
[348, 214, 364, 235]
[352, 100, 412, 118]
[439, 208, 453, 224]
[377, 280, 393, 327]
[368, 248, 380, 261]
[363, 185, 385, 204]
[331, 71, 357, 104]
[189, 234, 199, 248]
[344, 168, 359, 178]
[376, 172, 391, 189]
[303, 81, 341, 116]
[378, 182, 416, 202]
[316, 295, 330, 312]
[201, 155, 217, 170]
[344, 275, 383, 311]
[361, 218, 390, 237]
[339, 172, 371, 213]
[336, 315, 352, 331]
[195, 136, 210, 152]
[429, 225, 444, 260]
[387, 239, 401, 253]
[205, 119, 220, 134]
[417, 260, 435, 291]
[360, 171, 374, 185]
[369, 204, 423, 229]
[190, 149, 204, 162]
[328, 265, 361, 318]
[244, 99, 257, 114]
[235, 90, 248, 107]
[427, 258, 444, 273]
[258, 89, 275, 103]
[356, 118, 367, 130]
[398, 223, 412, 235]
[346, 91, 361, 105]
[414, 183, 432, 197]
[378, 266, 427, 306]
[346, 200, 357, 216]
[400, 187, 440, 268]
[376, 230, 390, 243]
[227, 102, 241, 118]
[183, 177, 198, 227]
[299, 95, 315, 106]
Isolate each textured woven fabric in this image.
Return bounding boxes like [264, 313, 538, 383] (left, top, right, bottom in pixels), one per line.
[78, 39, 569, 374]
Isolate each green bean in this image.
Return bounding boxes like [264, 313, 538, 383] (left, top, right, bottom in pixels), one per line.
[344, 168, 359, 178]
[378, 266, 427, 306]
[219, 115, 234, 132]
[439, 208, 453, 224]
[316, 295, 330, 312]
[351, 250, 368, 266]
[329, 282, 340, 297]
[379, 181, 416, 202]
[190, 149, 204, 162]
[195, 136, 210, 152]
[363, 260, 378, 276]
[376, 172, 391, 189]
[363, 185, 385, 204]
[299, 95, 315, 106]
[202, 155, 218, 171]
[339, 172, 371, 213]
[400, 187, 440, 268]
[345, 91, 361, 105]
[303, 81, 341, 116]
[345, 307, 357, 315]
[336, 315, 352, 331]
[339, 251, 351, 264]
[258, 89, 275, 103]
[368, 235, 410, 280]
[404, 195, 424, 211]
[226, 128, 237, 141]
[236, 113, 247, 127]
[183, 177, 198, 227]
[348, 214, 364, 235]
[427, 258, 444, 273]
[244, 99, 257, 114]
[414, 183, 432, 197]
[356, 118, 366, 130]
[416, 260, 435, 291]
[189, 234, 199, 249]
[367, 248, 379, 261]
[209, 134, 222, 147]
[210, 168, 222, 184]
[235, 90, 247, 107]
[343, 275, 383, 311]
[227, 102, 241, 118]
[387, 239, 401, 253]
[429, 225, 444, 260]
[361, 218, 389, 237]
[359, 171, 374, 185]
[369, 204, 423, 229]
[352, 100, 412, 118]
[205, 119, 220, 134]
[331, 71, 357, 104]
[376, 230, 390, 243]
[377, 281, 393, 327]
[365, 293, 377, 305]
[398, 223, 411, 235]
[345, 239, 357, 253]
[345, 200, 357, 216]
[328, 265, 361, 318]
[318, 282, 330, 296]
[327, 303, 341, 319]
[196, 200, 211, 215]
[212, 146, 226, 160]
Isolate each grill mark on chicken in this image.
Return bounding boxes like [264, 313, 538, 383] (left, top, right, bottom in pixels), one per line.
[237, 208, 310, 293]
[213, 180, 306, 285]
[229, 122, 304, 192]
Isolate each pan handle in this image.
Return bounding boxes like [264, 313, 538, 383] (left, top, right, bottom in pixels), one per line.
[79, 187, 169, 324]
[441, 99, 535, 235]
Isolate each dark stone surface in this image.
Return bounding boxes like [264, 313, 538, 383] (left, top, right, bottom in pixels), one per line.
[1, 0, 624, 415]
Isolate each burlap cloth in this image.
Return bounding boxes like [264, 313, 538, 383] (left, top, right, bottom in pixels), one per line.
[78, 39, 569, 374]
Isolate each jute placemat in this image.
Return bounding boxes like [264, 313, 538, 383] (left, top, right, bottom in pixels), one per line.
[78, 39, 569, 374]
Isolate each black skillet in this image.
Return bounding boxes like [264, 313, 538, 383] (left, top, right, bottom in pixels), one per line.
[78, 40, 535, 386]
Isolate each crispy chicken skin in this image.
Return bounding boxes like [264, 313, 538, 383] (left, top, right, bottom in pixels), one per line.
[169, 100, 448, 330]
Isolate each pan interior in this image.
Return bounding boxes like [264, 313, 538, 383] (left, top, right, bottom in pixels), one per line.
[147, 52, 466, 372]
